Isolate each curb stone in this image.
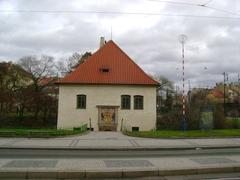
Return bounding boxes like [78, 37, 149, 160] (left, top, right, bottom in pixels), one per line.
[58, 170, 85, 179]
[0, 170, 27, 179]
[0, 166, 240, 179]
[122, 169, 158, 177]
[85, 169, 122, 178]
[1, 145, 240, 151]
[197, 166, 235, 174]
[158, 169, 197, 176]
[27, 170, 58, 179]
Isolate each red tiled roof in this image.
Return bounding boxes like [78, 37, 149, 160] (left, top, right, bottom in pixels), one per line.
[58, 40, 159, 85]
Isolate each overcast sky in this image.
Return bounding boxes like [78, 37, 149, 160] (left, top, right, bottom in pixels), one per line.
[0, 0, 240, 88]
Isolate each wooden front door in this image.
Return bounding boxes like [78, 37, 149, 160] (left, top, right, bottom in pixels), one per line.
[98, 106, 118, 131]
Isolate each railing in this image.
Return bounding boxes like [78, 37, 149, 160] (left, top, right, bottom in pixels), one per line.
[73, 123, 88, 132]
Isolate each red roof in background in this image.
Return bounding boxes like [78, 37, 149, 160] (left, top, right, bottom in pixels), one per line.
[58, 40, 159, 85]
[210, 89, 224, 98]
[39, 77, 58, 86]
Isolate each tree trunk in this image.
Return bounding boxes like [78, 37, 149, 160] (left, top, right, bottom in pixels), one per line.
[43, 108, 47, 127]
[18, 105, 25, 126]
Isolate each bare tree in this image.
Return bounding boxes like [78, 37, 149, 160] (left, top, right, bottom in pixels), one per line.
[152, 75, 175, 112]
[18, 55, 56, 120]
[56, 52, 91, 77]
[18, 55, 55, 91]
[153, 75, 174, 90]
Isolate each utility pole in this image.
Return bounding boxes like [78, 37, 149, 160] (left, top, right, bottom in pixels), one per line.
[238, 73, 240, 84]
[238, 73, 240, 102]
[223, 72, 228, 116]
[188, 80, 191, 92]
[175, 85, 179, 107]
[179, 34, 188, 131]
[188, 80, 191, 104]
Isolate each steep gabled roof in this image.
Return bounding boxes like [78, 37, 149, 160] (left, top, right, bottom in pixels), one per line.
[58, 40, 159, 85]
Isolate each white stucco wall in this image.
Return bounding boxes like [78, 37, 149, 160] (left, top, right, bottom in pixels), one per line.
[57, 84, 156, 131]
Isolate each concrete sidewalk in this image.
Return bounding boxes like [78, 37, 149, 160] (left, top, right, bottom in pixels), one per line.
[0, 155, 240, 179]
[0, 132, 240, 150]
[1, 132, 240, 179]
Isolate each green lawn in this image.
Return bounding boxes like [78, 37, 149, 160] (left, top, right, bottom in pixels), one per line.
[0, 126, 88, 138]
[125, 129, 240, 138]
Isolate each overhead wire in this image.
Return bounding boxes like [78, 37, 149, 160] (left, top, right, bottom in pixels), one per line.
[0, 9, 240, 20]
[200, 5, 240, 16]
[146, 0, 240, 16]
[146, 0, 197, 6]
[0, 0, 239, 19]
[202, 0, 214, 6]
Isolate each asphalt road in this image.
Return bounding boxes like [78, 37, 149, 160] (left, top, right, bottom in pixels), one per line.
[0, 147, 240, 159]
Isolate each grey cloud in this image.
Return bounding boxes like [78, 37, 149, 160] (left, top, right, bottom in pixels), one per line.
[0, 0, 239, 88]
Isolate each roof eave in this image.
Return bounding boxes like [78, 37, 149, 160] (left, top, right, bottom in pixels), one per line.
[56, 82, 159, 86]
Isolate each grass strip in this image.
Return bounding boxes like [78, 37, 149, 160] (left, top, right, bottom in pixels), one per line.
[0, 128, 88, 138]
[124, 129, 240, 138]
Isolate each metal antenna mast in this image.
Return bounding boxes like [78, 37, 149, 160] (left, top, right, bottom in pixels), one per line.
[179, 34, 188, 131]
[110, 27, 112, 40]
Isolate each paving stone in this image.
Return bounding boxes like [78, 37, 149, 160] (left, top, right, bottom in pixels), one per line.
[191, 158, 238, 165]
[104, 160, 154, 168]
[13, 139, 73, 147]
[2, 160, 57, 168]
[75, 139, 132, 147]
[135, 139, 192, 148]
[187, 139, 240, 147]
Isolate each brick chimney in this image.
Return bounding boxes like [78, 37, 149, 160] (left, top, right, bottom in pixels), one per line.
[99, 37, 105, 48]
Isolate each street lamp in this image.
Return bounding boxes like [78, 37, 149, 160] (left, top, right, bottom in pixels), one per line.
[179, 34, 188, 131]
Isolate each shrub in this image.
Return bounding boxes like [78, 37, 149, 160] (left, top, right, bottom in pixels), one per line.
[186, 107, 200, 130]
[213, 104, 225, 129]
[157, 111, 182, 130]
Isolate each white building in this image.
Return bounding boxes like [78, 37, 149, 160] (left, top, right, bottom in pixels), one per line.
[57, 39, 159, 131]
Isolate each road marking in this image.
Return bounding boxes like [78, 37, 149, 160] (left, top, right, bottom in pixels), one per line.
[69, 139, 79, 147]
[129, 139, 139, 147]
